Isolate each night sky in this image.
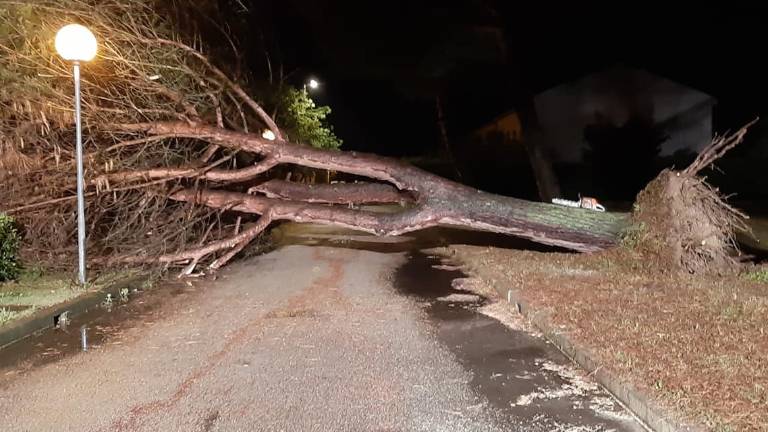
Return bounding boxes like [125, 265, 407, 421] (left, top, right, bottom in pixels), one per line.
[240, 3, 768, 156]
[195, 1, 768, 206]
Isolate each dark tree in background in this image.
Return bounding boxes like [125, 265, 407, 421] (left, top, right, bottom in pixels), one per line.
[583, 116, 668, 201]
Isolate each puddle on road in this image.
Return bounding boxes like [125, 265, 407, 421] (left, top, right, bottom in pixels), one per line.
[0, 281, 193, 376]
[395, 252, 642, 431]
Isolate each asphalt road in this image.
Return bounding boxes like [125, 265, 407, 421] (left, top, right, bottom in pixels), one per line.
[0, 240, 644, 432]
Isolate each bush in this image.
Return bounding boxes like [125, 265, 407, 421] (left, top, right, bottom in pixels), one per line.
[0, 214, 20, 281]
[276, 87, 343, 150]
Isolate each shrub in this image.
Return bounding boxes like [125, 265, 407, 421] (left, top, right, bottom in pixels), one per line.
[0, 214, 20, 281]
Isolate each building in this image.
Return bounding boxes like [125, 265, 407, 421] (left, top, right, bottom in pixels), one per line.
[463, 110, 546, 200]
[534, 66, 716, 163]
[474, 110, 523, 143]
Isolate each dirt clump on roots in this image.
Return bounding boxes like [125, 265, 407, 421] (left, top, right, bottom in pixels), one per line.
[629, 169, 748, 275]
[624, 122, 754, 275]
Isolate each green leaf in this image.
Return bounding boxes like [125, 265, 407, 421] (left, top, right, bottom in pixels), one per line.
[0, 214, 21, 282]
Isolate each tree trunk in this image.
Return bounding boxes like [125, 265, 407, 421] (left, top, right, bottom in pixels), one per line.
[435, 95, 462, 181]
[523, 130, 562, 202]
[170, 184, 625, 252]
[115, 121, 626, 258]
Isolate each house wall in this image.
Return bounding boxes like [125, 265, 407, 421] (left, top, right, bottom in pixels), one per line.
[534, 68, 714, 163]
[461, 117, 539, 199]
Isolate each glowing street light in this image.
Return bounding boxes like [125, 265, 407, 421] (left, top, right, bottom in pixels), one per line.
[304, 78, 320, 92]
[55, 24, 98, 62]
[55, 24, 97, 285]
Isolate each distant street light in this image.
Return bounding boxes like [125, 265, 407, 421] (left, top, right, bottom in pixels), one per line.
[304, 78, 320, 92]
[55, 24, 97, 285]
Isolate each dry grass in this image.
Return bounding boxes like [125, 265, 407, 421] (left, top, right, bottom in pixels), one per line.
[448, 244, 768, 431]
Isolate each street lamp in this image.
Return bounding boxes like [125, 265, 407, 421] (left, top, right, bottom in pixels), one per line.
[55, 24, 97, 285]
[304, 78, 320, 92]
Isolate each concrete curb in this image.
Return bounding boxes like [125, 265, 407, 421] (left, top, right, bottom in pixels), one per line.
[0, 275, 147, 350]
[501, 287, 706, 432]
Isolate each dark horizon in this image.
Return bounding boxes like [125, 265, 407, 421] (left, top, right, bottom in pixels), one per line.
[250, 3, 767, 151]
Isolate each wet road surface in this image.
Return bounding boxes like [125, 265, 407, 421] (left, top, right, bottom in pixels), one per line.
[0, 232, 644, 431]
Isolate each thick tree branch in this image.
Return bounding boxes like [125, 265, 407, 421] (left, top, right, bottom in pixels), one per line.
[169, 187, 624, 252]
[103, 134, 180, 153]
[209, 215, 272, 270]
[249, 179, 413, 204]
[169, 188, 436, 236]
[94, 157, 278, 186]
[118, 212, 273, 268]
[113, 122, 422, 189]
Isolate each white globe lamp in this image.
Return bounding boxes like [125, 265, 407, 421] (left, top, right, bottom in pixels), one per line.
[55, 24, 98, 62]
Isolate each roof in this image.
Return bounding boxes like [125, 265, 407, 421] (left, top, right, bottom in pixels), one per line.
[535, 65, 716, 125]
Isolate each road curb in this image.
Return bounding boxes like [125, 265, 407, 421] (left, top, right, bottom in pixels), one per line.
[500, 287, 706, 432]
[0, 275, 147, 350]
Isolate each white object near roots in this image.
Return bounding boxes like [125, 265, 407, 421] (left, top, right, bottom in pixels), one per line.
[552, 197, 606, 212]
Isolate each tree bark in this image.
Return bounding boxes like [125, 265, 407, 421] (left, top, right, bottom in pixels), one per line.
[110, 121, 626, 254]
[170, 184, 624, 252]
[250, 180, 412, 204]
[523, 130, 562, 202]
[435, 95, 462, 180]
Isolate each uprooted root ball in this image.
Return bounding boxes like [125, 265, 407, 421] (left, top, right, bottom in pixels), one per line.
[629, 169, 748, 275]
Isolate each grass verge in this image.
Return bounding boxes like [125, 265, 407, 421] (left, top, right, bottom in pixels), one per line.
[0, 267, 137, 326]
[446, 244, 768, 431]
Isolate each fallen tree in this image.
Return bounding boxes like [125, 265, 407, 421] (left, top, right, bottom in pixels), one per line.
[0, 0, 751, 276]
[112, 121, 627, 254]
[105, 120, 753, 274]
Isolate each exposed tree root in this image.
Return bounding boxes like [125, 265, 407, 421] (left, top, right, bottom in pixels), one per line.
[628, 121, 755, 274]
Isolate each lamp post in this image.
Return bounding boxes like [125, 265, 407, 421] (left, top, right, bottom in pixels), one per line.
[55, 24, 97, 285]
